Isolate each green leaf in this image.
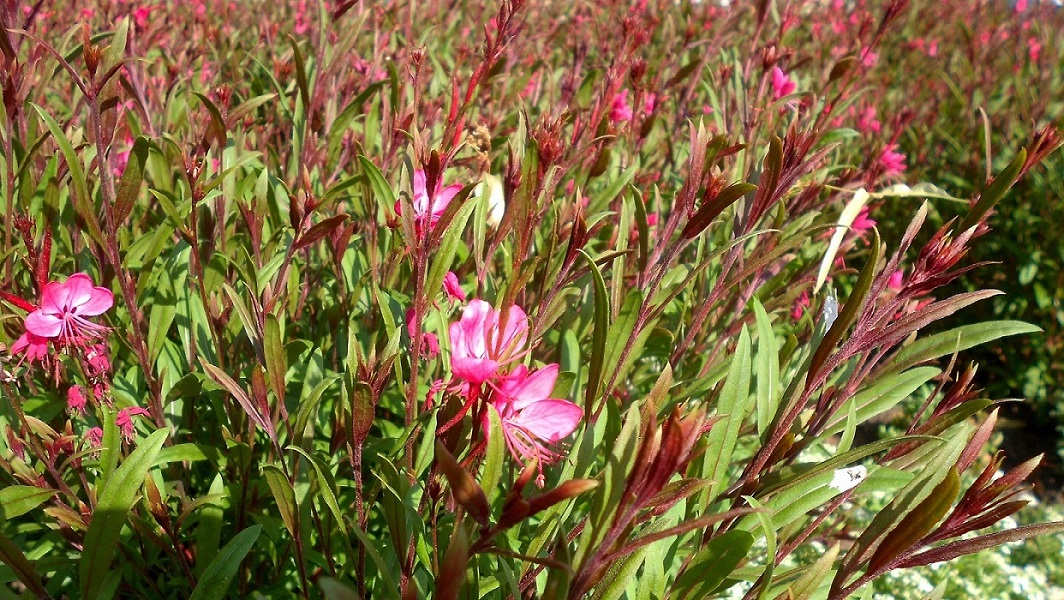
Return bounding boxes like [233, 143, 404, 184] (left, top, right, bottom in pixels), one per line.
[193, 92, 228, 148]
[425, 198, 477, 301]
[960, 148, 1026, 232]
[264, 314, 288, 404]
[32, 104, 103, 246]
[786, 543, 840, 600]
[358, 155, 396, 212]
[288, 35, 312, 112]
[320, 577, 363, 600]
[672, 530, 754, 600]
[581, 249, 610, 415]
[836, 433, 967, 587]
[80, 429, 168, 600]
[188, 525, 262, 600]
[704, 326, 752, 502]
[753, 298, 780, 438]
[809, 228, 880, 381]
[114, 136, 150, 224]
[884, 321, 1040, 375]
[262, 465, 297, 537]
[600, 289, 643, 397]
[481, 408, 506, 503]
[349, 522, 400, 598]
[287, 446, 347, 536]
[0, 486, 56, 521]
[0, 530, 47, 598]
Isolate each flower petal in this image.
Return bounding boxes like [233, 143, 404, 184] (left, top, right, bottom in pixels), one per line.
[509, 364, 560, 410]
[451, 356, 499, 384]
[77, 286, 114, 316]
[512, 399, 583, 443]
[24, 310, 63, 338]
[63, 273, 96, 309]
[38, 280, 71, 314]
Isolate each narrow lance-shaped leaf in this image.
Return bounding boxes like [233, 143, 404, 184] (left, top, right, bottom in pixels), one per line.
[959, 148, 1026, 232]
[581, 249, 610, 415]
[188, 525, 262, 600]
[114, 136, 150, 225]
[808, 228, 880, 384]
[80, 429, 169, 600]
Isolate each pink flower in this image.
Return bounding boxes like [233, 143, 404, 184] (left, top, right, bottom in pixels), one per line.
[10, 332, 50, 364]
[116, 407, 151, 441]
[771, 66, 796, 99]
[857, 106, 881, 135]
[85, 427, 104, 448]
[852, 207, 876, 233]
[24, 273, 113, 345]
[610, 89, 634, 123]
[84, 343, 112, 378]
[791, 290, 810, 321]
[406, 309, 440, 360]
[879, 144, 907, 178]
[449, 300, 529, 384]
[859, 47, 878, 68]
[132, 5, 157, 29]
[67, 385, 89, 414]
[484, 364, 583, 464]
[395, 170, 463, 237]
[643, 93, 658, 116]
[443, 272, 466, 302]
[888, 269, 905, 291]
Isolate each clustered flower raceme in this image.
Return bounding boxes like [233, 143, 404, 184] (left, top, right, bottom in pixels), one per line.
[6, 273, 113, 368]
[445, 299, 583, 470]
[4, 272, 150, 442]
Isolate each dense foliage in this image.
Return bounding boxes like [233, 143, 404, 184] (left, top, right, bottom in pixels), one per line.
[1, 1, 1062, 598]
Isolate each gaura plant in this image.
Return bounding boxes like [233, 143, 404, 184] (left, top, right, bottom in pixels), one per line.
[1, 0, 1062, 598]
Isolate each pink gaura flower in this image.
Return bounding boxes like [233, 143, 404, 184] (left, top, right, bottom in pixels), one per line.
[24, 273, 113, 345]
[443, 271, 466, 302]
[857, 106, 881, 135]
[449, 300, 529, 384]
[879, 144, 907, 178]
[791, 290, 811, 321]
[67, 385, 89, 414]
[851, 207, 876, 233]
[643, 93, 658, 116]
[85, 427, 104, 448]
[888, 269, 905, 291]
[10, 331, 50, 364]
[116, 407, 151, 441]
[484, 364, 583, 464]
[609, 89, 634, 123]
[395, 170, 463, 237]
[406, 309, 440, 360]
[859, 47, 878, 68]
[771, 66, 796, 99]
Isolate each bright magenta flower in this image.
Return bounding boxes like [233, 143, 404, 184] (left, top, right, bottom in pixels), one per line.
[443, 271, 466, 302]
[85, 427, 104, 448]
[67, 385, 88, 414]
[23, 273, 113, 345]
[395, 170, 463, 237]
[10, 332, 50, 364]
[610, 89, 634, 123]
[879, 144, 907, 178]
[851, 207, 876, 233]
[449, 300, 529, 384]
[771, 66, 797, 99]
[484, 364, 583, 464]
[116, 407, 151, 441]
